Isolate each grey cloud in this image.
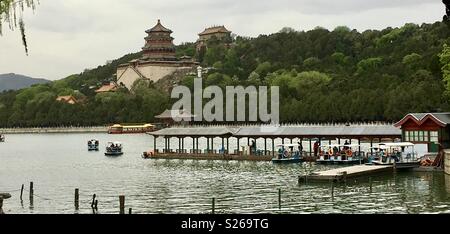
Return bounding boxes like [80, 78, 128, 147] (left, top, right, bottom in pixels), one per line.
[0, 0, 445, 80]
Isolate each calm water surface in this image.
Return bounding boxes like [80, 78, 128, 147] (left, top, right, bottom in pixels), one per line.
[1, 133, 450, 214]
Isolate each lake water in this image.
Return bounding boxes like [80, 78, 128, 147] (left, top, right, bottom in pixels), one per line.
[1, 133, 450, 214]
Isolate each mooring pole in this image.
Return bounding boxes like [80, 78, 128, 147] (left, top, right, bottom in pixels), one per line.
[129, 208, 132, 214]
[369, 177, 373, 193]
[91, 194, 96, 208]
[20, 184, 24, 201]
[331, 180, 335, 199]
[75, 188, 79, 210]
[278, 189, 282, 210]
[29, 182, 34, 200]
[119, 195, 125, 214]
[212, 198, 215, 214]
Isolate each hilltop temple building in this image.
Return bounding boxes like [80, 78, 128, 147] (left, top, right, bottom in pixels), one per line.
[116, 20, 198, 90]
[196, 26, 232, 51]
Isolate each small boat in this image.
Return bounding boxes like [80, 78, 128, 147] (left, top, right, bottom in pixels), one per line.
[87, 139, 99, 151]
[0, 134, 4, 142]
[369, 142, 420, 168]
[272, 144, 304, 164]
[105, 142, 123, 156]
[316, 144, 363, 165]
[142, 150, 155, 159]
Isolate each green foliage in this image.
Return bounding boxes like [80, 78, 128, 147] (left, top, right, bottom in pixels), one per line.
[356, 57, 383, 74]
[1, 21, 450, 126]
[0, 0, 38, 54]
[439, 43, 450, 97]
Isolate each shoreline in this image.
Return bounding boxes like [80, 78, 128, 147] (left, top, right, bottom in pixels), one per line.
[0, 126, 108, 134]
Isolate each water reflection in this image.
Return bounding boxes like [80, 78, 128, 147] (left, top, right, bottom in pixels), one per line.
[1, 133, 450, 214]
[445, 174, 450, 194]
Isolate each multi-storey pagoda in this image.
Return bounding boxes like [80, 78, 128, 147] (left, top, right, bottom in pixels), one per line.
[142, 19, 177, 61]
[116, 20, 198, 90]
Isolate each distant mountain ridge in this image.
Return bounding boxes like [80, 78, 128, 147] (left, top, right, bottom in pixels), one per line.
[0, 73, 50, 92]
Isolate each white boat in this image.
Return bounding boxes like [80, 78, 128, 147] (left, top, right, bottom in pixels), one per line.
[369, 142, 420, 168]
[0, 134, 5, 142]
[272, 144, 304, 164]
[316, 144, 363, 165]
[88, 139, 99, 151]
[105, 142, 123, 156]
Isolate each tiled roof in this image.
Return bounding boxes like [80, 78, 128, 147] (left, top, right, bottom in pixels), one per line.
[146, 19, 172, 33]
[395, 113, 450, 127]
[95, 83, 118, 93]
[155, 109, 196, 119]
[149, 124, 401, 138]
[199, 26, 231, 36]
[56, 95, 77, 103]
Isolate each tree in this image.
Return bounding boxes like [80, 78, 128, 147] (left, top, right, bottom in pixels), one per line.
[439, 43, 450, 97]
[0, 0, 39, 55]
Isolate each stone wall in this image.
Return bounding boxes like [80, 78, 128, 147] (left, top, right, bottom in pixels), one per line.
[445, 150, 450, 175]
[117, 64, 193, 90]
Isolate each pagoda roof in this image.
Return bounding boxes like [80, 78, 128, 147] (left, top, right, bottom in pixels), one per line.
[199, 26, 231, 36]
[146, 19, 172, 33]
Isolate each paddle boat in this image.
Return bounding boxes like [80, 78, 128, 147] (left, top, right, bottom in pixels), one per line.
[369, 142, 420, 168]
[105, 142, 123, 156]
[272, 144, 304, 164]
[0, 134, 4, 142]
[316, 144, 363, 165]
[365, 146, 383, 164]
[87, 139, 99, 151]
[142, 150, 155, 159]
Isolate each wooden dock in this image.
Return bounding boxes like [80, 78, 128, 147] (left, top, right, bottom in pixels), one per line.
[301, 165, 393, 183]
[149, 153, 273, 162]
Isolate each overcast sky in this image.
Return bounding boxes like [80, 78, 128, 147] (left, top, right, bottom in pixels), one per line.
[0, 0, 445, 80]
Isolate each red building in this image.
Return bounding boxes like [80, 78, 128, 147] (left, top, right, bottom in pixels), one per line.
[394, 113, 450, 153]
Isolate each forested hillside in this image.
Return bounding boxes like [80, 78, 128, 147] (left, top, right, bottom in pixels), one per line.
[1, 21, 450, 127]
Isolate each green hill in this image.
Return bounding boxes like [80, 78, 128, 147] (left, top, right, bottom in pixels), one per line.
[1, 21, 450, 127]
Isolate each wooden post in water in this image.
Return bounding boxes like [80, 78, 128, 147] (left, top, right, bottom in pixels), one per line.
[75, 188, 79, 210]
[278, 188, 281, 210]
[129, 208, 132, 214]
[20, 184, 24, 201]
[119, 195, 125, 214]
[330, 180, 335, 199]
[91, 194, 96, 208]
[212, 198, 215, 214]
[29, 182, 34, 200]
[369, 177, 373, 193]
[342, 171, 348, 183]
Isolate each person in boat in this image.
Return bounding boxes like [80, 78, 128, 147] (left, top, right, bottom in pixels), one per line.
[251, 140, 257, 155]
[298, 141, 303, 156]
[333, 146, 339, 155]
[380, 149, 386, 162]
[346, 148, 353, 158]
[390, 149, 401, 163]
[327, 147, 333, 156]
[278, 145, 284, 159]
[313, 141, 320, 157]
[343, 140, 350, 150]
